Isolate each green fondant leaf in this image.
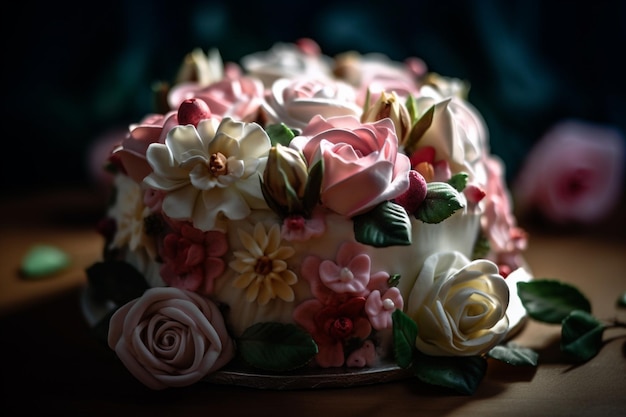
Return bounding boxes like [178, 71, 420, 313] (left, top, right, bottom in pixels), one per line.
[561, 310, 605, 362]
[392, 309, 418, 369]
[388, 274, 401, 288]
[414, 352, 487, 395]
[353, 201, 412, 247]
[447, 172, 469, 192]
[238, 322, 318, 371]
[265, 123, 297, 146]
[303, 159, 323, 216]
[517, 279, 591, 324]
[405, 94, 419, 126]
[404, 104, 435, 156]
[414, 182, 464, 224]
[20, 244, 71, 278]
[85, 261, 150, 306]
[488, 343, 539, 366]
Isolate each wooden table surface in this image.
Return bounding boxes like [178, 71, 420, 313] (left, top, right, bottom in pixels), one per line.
[1, 187, 625, 417]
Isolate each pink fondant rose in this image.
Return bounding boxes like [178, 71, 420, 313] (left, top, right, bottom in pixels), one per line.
[290, 115, 411, 217]
[514, 120, 625, 224]
[108, 287, 235, 390]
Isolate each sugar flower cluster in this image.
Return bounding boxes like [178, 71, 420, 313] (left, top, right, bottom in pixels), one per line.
[92, 39, 527, 390]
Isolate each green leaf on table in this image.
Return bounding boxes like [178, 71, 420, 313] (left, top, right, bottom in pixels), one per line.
[392, 309, 418, 369]
[561, 310, 605, 362]
[414, 182, 464, 224]
[488, 343, 539, 366]
[353, 201, 412, 247]
[413, 353, 487, 395]
[20, 244, 71, 278]
[517, 279, 591, 324]
[238, 322, 318, 371]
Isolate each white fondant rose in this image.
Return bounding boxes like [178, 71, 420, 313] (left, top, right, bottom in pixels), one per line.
[411, 85, 489, 185]
[108, 287, 235, 390]
[261, 77, 362, 129]
[405, 251, 509, 356]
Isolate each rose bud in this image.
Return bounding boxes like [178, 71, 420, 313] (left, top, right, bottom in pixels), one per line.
[361, 91, 412, 145]
[262, 144, 309, 213]
[177, 98, 212, 127]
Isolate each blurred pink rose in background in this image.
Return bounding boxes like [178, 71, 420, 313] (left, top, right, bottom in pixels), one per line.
[513, 120, 625, 224]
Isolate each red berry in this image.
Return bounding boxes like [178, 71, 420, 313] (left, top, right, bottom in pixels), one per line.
[177, 98, 211, 127]
[394, 170, 428, 213]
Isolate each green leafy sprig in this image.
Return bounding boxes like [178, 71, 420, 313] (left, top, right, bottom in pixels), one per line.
[518, 279, 626, 362]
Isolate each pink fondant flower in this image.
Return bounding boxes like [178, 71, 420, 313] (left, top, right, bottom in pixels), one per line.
[290, 115, 411, 217]
[301, 242, 389, 303]
[292, 297, 371, 368]
[168, 76, 265, 122]
[160, 222, 228, 295]
[364, 287, 404, 330]
[108, 287, 235, 390]
[514, 120, 625, 224]
[113, 111, 180, 183]
[280, 210, 326, 242]
[481, 155, 527, 272]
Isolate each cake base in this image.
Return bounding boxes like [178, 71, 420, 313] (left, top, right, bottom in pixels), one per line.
[81, 265, 532, 390]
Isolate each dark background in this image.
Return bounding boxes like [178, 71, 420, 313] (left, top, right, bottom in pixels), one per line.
[4, 0, 626, 198]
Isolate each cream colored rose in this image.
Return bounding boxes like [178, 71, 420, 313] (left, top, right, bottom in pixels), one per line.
[108, 287, 235, 390]
[405, 251, 509, 356]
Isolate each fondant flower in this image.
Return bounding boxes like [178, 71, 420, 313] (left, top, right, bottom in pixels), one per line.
[361, 90, 412, 145]
[481, 155, 527, 273]
[107, 174, 157, 259]
[168, 76, 265, 122]
[333, 51, 423, 106]
[108, 287, 235, 390]
[144, 117, 271, 231]
[262, 144, 309, 213]
[301, 241, 389, 303]
[406, 84, 488, 185]
[405, 251, 510, 356]
[293, 297, 371, 367]
[240, 38, 333, 87]
[229, 223, 298, 305]
[513, 120, 625, 224]
[113, 111, 179, 183]
[290, 115, 411, 217]
[280, 210, 326, 242]
[160, 222, 228, 295]
[364, 287, 403, 330]
[261, 77, 362, 129]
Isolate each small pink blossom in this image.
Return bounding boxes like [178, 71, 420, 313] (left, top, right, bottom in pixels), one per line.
[364, 287, 404, 330]
[159, 222, 228, 294]
[292, 297, 371, 368]
[514, 120, 625, 224]
[280, 210, 326, 242]
[346, 340, 378, 368]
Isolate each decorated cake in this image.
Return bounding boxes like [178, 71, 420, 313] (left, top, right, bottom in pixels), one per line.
[84, 38, 532, 393]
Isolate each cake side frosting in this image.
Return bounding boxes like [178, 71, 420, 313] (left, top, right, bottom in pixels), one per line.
[89, 39, 527, 390]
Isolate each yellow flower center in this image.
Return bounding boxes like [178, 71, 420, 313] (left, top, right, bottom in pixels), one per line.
[254, 255, 273, 275]
[209, 152, 228, 176]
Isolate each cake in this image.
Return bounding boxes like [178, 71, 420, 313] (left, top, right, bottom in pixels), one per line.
[84, 38, 531, 393]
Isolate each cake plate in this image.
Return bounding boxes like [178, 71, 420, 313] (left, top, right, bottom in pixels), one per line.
[81, 265, 532, 390]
